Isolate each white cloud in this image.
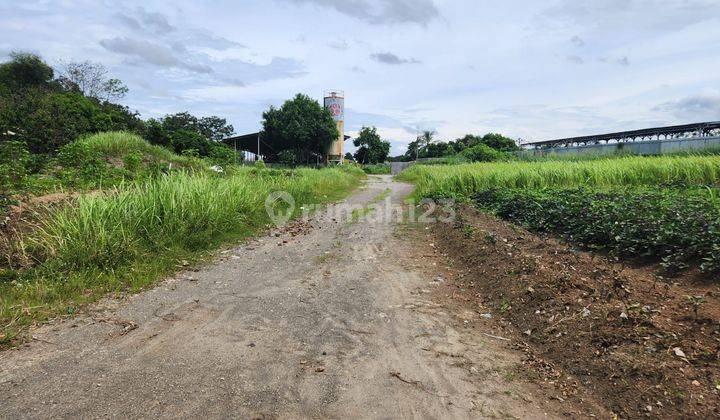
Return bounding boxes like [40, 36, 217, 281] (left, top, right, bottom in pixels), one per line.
[653, 91, 720, 120]
[280, 0, 439, 25]
[2, 0, 719, 154]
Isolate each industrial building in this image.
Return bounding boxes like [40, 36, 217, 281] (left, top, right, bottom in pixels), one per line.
[521, 121, 720, 157]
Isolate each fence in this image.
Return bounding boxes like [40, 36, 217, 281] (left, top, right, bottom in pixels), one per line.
[519, 136, 720, 158]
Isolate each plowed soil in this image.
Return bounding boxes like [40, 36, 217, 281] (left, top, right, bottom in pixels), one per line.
[427, 204, 720, 418]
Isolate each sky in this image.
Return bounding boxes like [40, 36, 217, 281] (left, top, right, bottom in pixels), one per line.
[1, 0, 719, 155]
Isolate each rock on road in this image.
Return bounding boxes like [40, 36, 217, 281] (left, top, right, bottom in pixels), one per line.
[0, 176, 580, 419]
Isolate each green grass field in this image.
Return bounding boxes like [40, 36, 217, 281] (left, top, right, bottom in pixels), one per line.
[398, 154, 720, 277]
[398, 155, 720, 198]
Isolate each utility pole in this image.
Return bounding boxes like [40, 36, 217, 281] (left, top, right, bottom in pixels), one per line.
[257, 132, 261, 161]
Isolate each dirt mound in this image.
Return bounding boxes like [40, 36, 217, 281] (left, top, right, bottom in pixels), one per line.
[429, 205, 720, 418]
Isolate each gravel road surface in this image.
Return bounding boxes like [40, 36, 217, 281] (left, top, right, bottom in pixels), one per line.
[0, 176, 580, 419]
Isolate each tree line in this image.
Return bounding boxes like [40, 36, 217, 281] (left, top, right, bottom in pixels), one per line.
[389, 131, 519, 162]
[0, 51, 350, 167]
[0, 51, 236, 165]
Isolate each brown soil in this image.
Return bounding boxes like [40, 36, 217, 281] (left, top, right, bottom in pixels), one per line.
[427, 204, 720, 418]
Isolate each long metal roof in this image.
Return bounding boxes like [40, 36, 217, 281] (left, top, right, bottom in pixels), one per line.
[525, 121, 720, 148]
[222, 132, 351, 155]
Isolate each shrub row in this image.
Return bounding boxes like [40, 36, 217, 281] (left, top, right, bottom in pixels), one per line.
[474, 187, 720, 274]
[362, 163, 391, 174]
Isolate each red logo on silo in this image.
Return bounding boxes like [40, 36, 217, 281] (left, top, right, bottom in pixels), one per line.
[328, 103, 342, 117]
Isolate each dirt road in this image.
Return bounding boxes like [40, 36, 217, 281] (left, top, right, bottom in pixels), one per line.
[0, 176, 587, 419]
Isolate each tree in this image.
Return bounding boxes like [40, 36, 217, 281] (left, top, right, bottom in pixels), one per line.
[139, 112, 234, 155]
[0, 53, 145, 154]
[0, 52, 55, 91]
[0, 90, 141, 154]
[418, 130, 435, 150]
[404, 139, 421, 160]
[344, 152, 355, 162]
[480, 133, 518, 151]
[460, 144, 506, 162]
[162, 112, 198, 134]
[170, 129, 210, 156]
[143, 118, 171, 147]
[101, 78, 129, 102]
[58, 61, 128, 101]
[453, 133, 518, 152]
[424, 141, 455, 158]
[353, 126, 391, 164]
[453, 134, 480, 150]
[261, 94, 338, 162]
[198, 116, 234, 141]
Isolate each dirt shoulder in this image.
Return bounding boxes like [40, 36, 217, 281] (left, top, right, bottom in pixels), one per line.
[427, 204, 720, 418]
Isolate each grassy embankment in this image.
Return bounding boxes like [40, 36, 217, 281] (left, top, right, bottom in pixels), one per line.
[397, 155, 720, 274]
[0, 132, 365, 346]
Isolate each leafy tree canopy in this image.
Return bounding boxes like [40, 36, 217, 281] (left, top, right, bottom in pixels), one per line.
[261, 94, 338, 160]
[460, 143, 509, 162]
[1, 91, 142, 154]
[198, 116, 235, 141]
[478, 133, 519, 151]
[143, 112, 235, 157]
[402, 131, 518, 160]
[353, 126, 391, 164]
[0, 52, 55, 91]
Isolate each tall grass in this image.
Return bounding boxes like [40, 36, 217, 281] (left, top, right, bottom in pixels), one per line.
[398, 155, 720, 198]
[362, 163, 391, 174]
[1, 167, 363, 344]
[78, 131, 181, 162]
[32, 168, 359, 269]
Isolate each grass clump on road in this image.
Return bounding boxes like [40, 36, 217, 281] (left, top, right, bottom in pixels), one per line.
[0, 166, 363, 346]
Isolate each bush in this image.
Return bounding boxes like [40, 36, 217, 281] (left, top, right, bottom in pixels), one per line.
[0, 141, 30, 193]
[460, 144, 506, 162]
[1, 91, 142, 155]
[207, 143, 239, 167]
[122, 151, 143, 174]
[277, 150, 297, 166]
[57, 141, 102, 168]
[55, 141, 109, 187]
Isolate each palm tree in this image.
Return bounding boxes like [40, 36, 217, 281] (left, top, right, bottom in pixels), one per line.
[420, 130, 435, 147]
[414, 130, 435, 160]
